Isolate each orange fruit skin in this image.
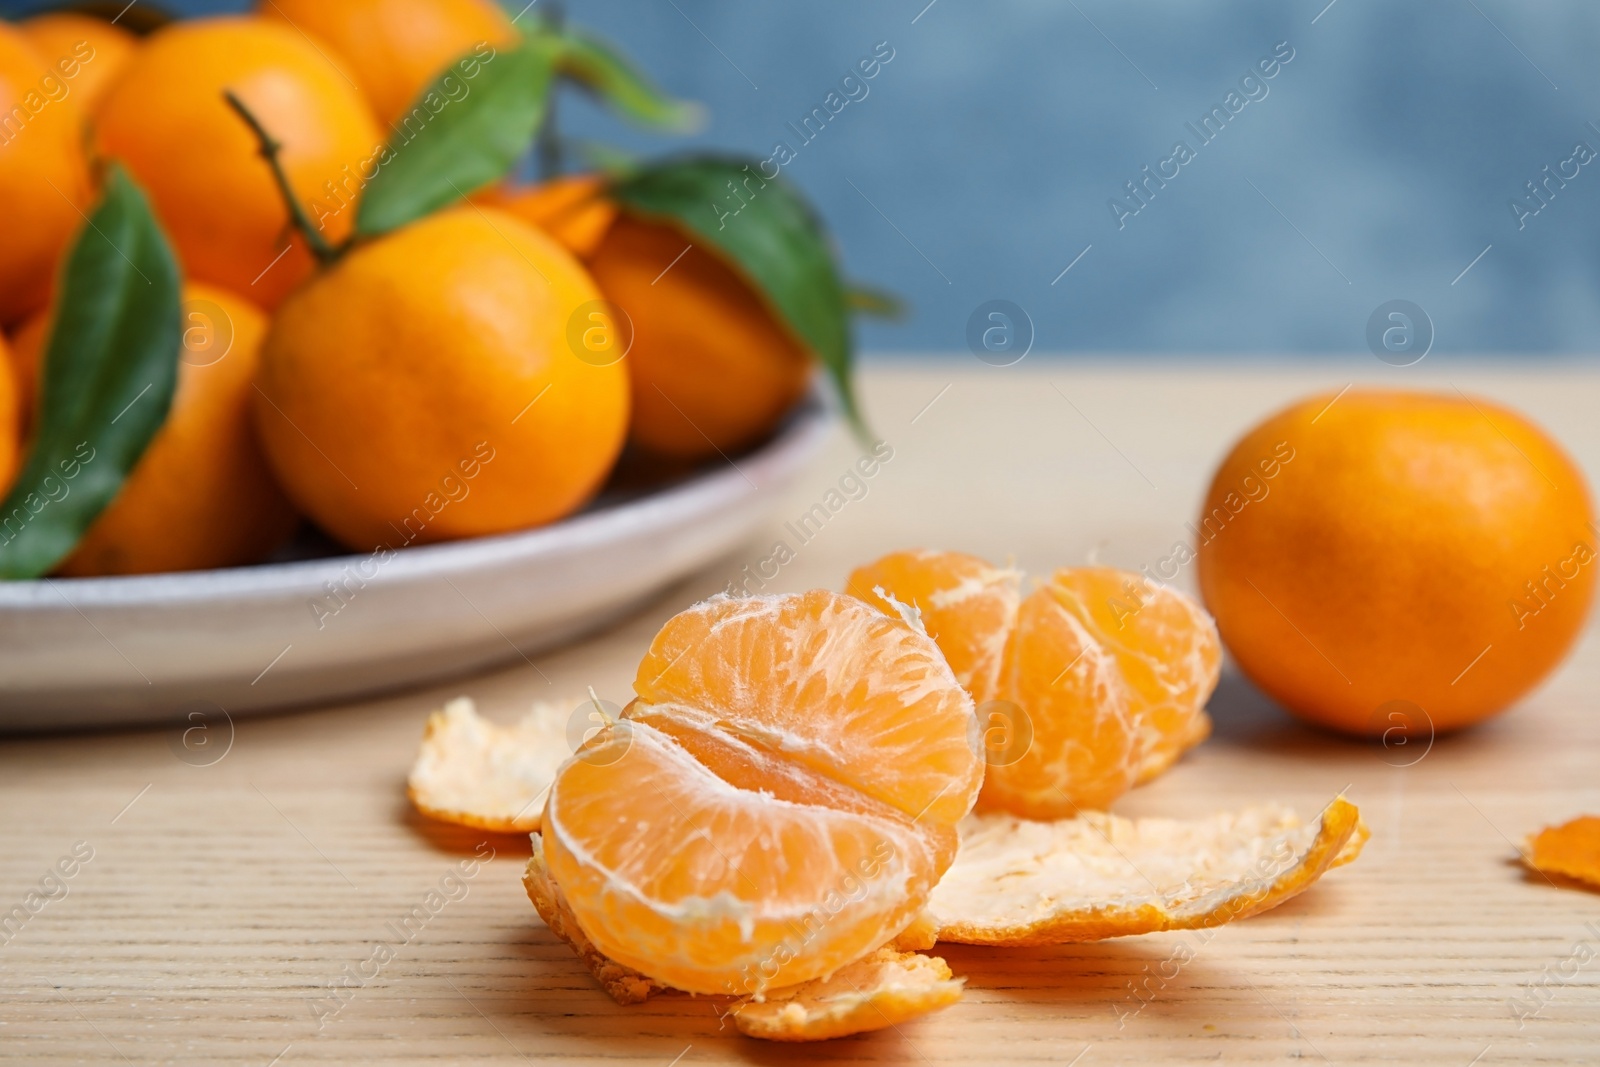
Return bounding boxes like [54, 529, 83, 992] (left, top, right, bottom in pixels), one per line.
[544, 590, 982, 995]
[258, 0, 518, 126]
[484, 175, 621, 261]
[254, 206, 629, 551]
[0, 24, 93, 326]
[5, 309, 46, 438]
[19, 13, 138, 115]
[848, 551, 1220, 818]
[55, 284, 298, 576]
[92, 17, 383, 310]
[586, 212, 814, 460]
[1525, 816, 1600, 888]
[0, 332, 19, 495]
[1197, 388, 1597, 736]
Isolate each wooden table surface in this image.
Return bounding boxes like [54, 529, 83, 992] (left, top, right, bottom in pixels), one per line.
[3, 362, 1599, 1066]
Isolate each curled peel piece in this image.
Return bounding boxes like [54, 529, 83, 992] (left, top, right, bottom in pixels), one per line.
[729, 947, 964, 1042]
[407, 697, 577, 833]
[524, 835, 669, 1005]
[929, 795, 1366, 946]
[1523, 815, 1600, 890]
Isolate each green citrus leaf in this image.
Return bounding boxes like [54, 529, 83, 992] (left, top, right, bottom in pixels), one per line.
[0, 165, 181, 580]
[554, 28, 704, 132]
[609, 154, 867, 437]
[356, 36, 560, 237]
[565, 138, 640, 178]
[846, 283, 908, 320]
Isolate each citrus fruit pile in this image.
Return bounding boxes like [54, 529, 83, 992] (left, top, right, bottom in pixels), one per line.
[409, 577, 1366, 1041]
[0, 2, 870, 580]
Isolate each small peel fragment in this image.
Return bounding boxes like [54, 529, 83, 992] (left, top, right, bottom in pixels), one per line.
[1523, 815, 1600, 890]
[524, 835, 670, 1005]
[407, 696, 577, 834]
[730, 947, 964, 1042]
[928, 795, 1364, 945]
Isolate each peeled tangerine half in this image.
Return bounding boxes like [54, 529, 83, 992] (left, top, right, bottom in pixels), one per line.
[538, 590, 985, 1002]
[847, 549, 1223, 818]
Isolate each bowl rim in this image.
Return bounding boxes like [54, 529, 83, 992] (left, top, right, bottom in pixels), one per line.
[0, 396, 834, 609]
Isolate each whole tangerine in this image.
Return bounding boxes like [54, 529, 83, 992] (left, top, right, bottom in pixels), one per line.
[0, 24, 93, 326]
[258, 0, 518, 126]
[56, 283, 299, 576]
[4, 308, 45, 439]
[92, 17, 382, 309]
[253, 205, 629, 551]
[19, 12, 138, 115]
[1197, 388, 1597, 736]
[0, 332, 18, 494]
[585, 212, 813, 460]
[484, 175, 620, 261]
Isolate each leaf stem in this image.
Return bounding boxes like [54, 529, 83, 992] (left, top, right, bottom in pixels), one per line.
[223, 91, 340, 265]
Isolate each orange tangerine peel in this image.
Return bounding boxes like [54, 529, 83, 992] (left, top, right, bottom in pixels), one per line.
[540, 591, 984, 998]
[524, 835, 669, 1005]
[527, 838, 963, 1039]
[729, 946, 964, 1042]
[1523, 816, 1600, 890]
[407, 697, 575, 834]
[926, 795, 1366, 946]
[848, 550, 1221, 819]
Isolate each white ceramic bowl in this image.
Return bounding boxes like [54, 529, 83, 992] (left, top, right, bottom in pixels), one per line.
[0, 401, 832, 731]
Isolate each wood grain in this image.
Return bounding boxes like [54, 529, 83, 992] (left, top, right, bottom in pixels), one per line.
[3, 363, 1599, 1065]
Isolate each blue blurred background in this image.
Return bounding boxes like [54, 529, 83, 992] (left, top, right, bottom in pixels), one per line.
[10, 0, 1600, 355]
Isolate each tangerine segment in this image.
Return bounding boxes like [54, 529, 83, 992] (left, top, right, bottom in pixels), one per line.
[986, 581, 1137, 816]
[846, 549, 1020, 702]
[928, 796, 1365, 946]
[730, 947, 964, 1042]
[407, 697, 575, 834]
[847, 552, 1220, 817]
[542, 720, 945, 996]
[631, 591, 984, 831]
[1045, 568, 1220, 784]
[1524, 816, 1600, 890]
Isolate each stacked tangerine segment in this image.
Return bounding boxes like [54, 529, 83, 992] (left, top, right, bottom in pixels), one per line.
[540, 590, 984, 996]
[847, 550, 1221, 817]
